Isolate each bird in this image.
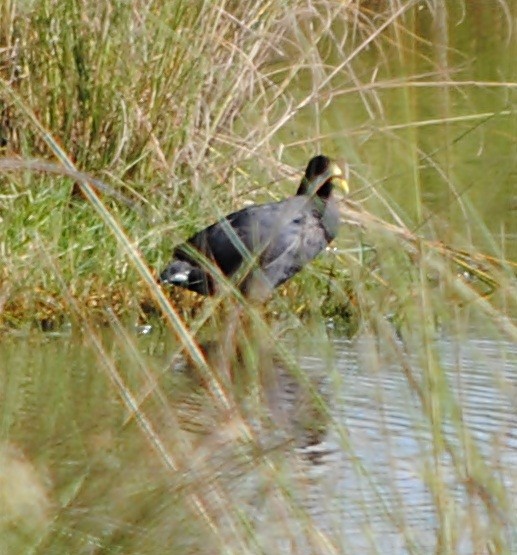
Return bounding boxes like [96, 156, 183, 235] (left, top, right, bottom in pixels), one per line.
[160, 155, 348, 299]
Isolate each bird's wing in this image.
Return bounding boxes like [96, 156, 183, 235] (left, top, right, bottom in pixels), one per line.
[254, 199, 330, 288]
[178, 204, 274, 276]
[260, 221, 323, 287]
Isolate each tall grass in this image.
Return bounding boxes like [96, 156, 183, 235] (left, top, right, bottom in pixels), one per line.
[1, 0, 516, 553]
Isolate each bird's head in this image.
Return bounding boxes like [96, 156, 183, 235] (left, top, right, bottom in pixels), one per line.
[297, 155, 348, 199]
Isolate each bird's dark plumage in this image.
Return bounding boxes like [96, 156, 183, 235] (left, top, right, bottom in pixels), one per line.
[160, 155, 348, 298]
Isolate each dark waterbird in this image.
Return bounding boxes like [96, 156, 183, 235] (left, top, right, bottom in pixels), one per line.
[160, 155, 348, 299]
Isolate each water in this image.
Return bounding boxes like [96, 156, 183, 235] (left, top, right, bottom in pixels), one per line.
[193, 328, 513, 555]
[271, 1, 517, 261]
[166, 328, 517, 554]
[288, 334, 517, 554]
[0, 322, 515, 553]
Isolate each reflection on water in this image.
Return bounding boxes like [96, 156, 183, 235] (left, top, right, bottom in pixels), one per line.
[1, 327, 515, 554]
[261, 333, 517, 554]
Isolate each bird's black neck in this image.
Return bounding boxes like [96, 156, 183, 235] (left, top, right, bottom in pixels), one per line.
[296, 178, 332, 200]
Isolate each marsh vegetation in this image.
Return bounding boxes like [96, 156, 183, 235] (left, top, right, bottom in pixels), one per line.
[1, 1, 516, 553]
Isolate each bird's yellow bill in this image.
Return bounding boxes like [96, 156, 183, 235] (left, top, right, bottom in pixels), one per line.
[330, 175, 349, 194]
[327, 161, 349, 194]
